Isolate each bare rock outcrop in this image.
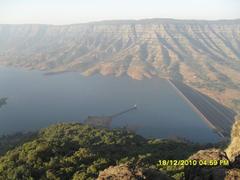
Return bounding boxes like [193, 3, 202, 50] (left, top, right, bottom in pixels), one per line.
[185, 116, 240, 180]
[188, 149, 229, 162]
[226, 117, 240, 165]
[97, 164, 172, 180]
[185, 149, 229, 180]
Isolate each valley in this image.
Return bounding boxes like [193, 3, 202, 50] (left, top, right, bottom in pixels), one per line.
[1, 0, 240, 179]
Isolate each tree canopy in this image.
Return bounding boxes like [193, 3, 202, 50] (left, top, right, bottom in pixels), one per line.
[0, 123, 210, 180]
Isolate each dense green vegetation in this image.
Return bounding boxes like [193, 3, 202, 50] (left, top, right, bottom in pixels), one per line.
[0, 123, 214, 180]
[0, 97, 7, 108]
[0, 132, 37, 156]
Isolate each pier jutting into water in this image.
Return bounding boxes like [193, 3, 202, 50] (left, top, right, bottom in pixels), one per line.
[84, 105, 137, 128]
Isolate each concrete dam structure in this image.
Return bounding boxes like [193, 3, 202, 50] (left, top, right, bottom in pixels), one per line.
[168, 80, 236, 138]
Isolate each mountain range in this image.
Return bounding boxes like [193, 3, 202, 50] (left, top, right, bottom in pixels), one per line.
[0, 19, 240, 111]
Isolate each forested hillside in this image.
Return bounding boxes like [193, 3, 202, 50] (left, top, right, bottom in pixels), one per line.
[0, 123, 210, 180]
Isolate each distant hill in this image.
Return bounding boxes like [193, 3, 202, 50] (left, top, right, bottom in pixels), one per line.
[0, 19, 240, 111]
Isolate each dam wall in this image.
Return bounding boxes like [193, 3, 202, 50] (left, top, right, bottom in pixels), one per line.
[168, 80, 236, 138]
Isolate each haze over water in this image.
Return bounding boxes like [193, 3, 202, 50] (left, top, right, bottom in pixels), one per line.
[0, 67, 219, 142]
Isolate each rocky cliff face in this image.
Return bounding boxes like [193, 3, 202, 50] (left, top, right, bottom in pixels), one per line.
[0, 19, 240, 110]
[185, 116, 240, 180]
[97, 164, 173, 180]
[226, 115, 240, 163]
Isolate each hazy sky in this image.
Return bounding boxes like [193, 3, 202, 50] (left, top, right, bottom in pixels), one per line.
[0, 0, 239, 24]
